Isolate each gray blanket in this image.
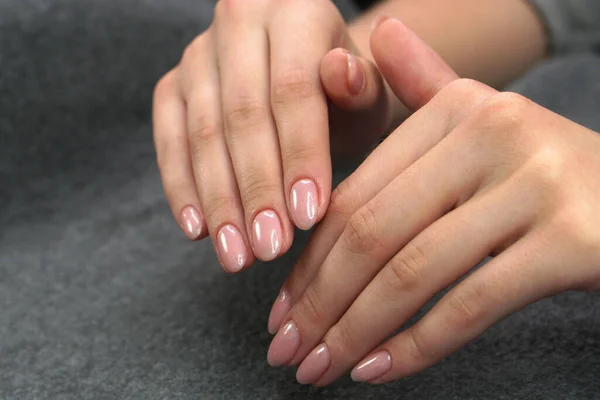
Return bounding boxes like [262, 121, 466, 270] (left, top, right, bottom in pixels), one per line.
[2, 1, 600, 399]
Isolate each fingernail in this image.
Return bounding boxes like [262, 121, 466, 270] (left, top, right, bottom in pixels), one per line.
[296, 343, 331, 385]
[252, 210, 283, 261]
[216, 224, 247, 273]
[267, 320, 300, 366]
[290, 179, 318, 230]
[371, 16, 390, 33]
[346, 52, 365, 96]
[180, 205, 204, 240]
[350, 350, 392, 382]
[268, 289, 291, 335]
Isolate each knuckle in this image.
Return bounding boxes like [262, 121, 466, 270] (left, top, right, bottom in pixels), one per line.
[239, 177, 280, 209]
[525, 144, 568, 194]
[406, 328, 430, 364]
[282, 141, 321, 167]
[295, 0, 342, 26]
[328, 318, 359, 356]
[297, 287, 325, 327]
[382, 242, 426, 294]
[343, 205, 383, 254]
[475, 92, 530, 137]
[214, 0, 240, 19]
[445, 286, 487, 330]
[271, 67, 317, 107]
[188, 115, 219, 149]
[153, 69, 177, 102]
[202, 194, 239, 220]
[224, 98, 270, 137]
[181, 35, 207, 66]
[273, 0, 344, 39]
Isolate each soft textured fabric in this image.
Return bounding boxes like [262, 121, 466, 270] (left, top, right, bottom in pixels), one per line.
[529, 0, 600, 55]
[2, 1, 600, 399]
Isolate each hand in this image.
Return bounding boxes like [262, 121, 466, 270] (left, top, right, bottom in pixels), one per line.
[152, 0, 391, 273]
[266, 18, 600, 386]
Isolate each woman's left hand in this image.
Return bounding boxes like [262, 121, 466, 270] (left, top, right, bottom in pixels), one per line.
[266, 18, 600, 386]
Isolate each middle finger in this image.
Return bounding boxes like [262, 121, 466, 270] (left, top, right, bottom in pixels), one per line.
[269, 79, 495, 333]
[267, 110, 487, 367]
[216, 2, 293, 261]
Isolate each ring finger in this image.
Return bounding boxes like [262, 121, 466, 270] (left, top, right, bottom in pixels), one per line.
[216, 3, 293, 262]
[301, 174, 538, 385]
[181, 32, 254, 273]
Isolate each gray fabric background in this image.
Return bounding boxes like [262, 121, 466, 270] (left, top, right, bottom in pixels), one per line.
[529, 0, 600, 55]
[1, 1, 600, 399]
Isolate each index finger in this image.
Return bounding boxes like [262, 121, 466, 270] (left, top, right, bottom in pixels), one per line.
[268, 18, 492, 334]
[267, 1, 344, 231]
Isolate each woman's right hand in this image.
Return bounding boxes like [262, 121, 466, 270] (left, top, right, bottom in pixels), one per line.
[152, 0, 392, 273]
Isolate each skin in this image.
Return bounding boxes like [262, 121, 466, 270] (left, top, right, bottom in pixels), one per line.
[152, 0, 597, 385]
[267, 19, 600, 386]
[152, 0, 546, 273]
[153, 0, 391, 273]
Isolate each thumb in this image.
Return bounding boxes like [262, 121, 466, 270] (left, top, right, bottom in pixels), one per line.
[320, 47, 386, 111]
[371, 18, 459, 112]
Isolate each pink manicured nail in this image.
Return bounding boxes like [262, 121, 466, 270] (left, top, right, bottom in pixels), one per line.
[267, 321, 300, 366]
[252, 210, 283, 261]
[268, 290, 291, 335]
[351, 350, 392, 382]
[296, 343, 331, 385]
[180, 206, 203, 240]
[290, 179, 318, 230]
[346, 52, 365, 96]
[216, 224, 247, 273]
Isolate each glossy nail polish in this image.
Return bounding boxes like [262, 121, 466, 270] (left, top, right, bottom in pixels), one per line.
[216, 224, 247, 273]
[290, 179, 318, 230]
[180, 205, 203, 240]
[267, 321, 300, 366]
[252, 210, 283, 261]
[350, 350, 392, 382]
[346, 52, 365, 96]
[296, 343, 331, 385]
[268, 290, 291, 335]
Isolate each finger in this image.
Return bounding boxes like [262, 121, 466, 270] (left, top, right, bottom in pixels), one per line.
[371, 18, 459, 112]
[181, 34, 254, 273]
[353, 229, 567, 383]
[268, 1, 342, 230]
[215, 3, 293, 261]
[153, 68, 207, 241]
[267, 111, 492, 367]
[268, 79, 495, 334]
[302, 173, 537, 385]
[268, 18, 478, 333]
[321, 48, 391, 163]
[320, 48, 384, 111]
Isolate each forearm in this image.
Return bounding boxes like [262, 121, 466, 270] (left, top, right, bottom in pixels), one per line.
[348, 0, 547, 118]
